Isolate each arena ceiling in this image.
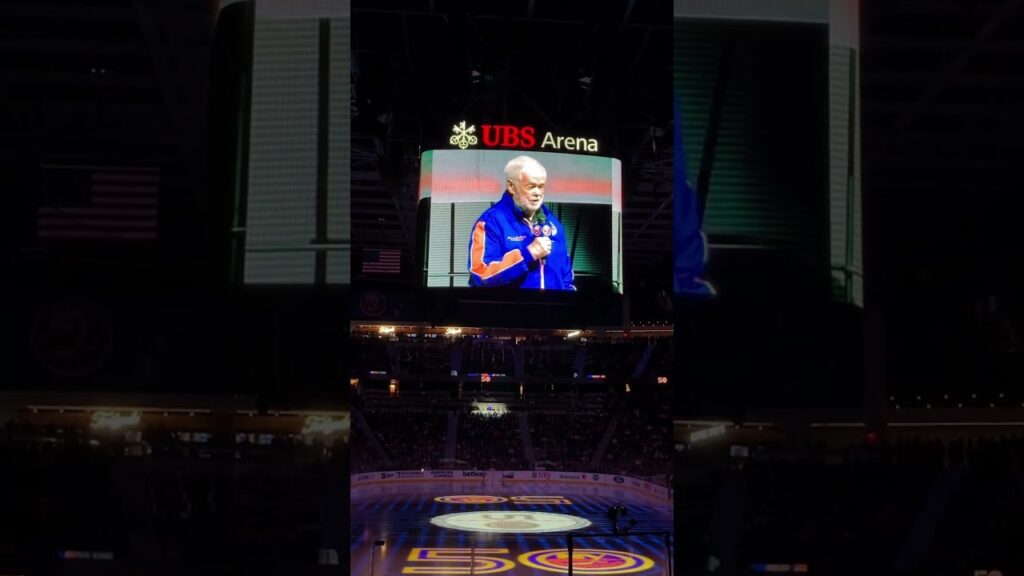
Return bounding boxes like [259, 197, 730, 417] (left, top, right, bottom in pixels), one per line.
[0, 0, 1021, 293]
[350, 0, 675, 285]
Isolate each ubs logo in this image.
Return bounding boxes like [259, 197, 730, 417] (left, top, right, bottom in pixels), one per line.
[450, 121, 478, 149]
[481, 125, 537, 149]
[449, 123, 536, 149]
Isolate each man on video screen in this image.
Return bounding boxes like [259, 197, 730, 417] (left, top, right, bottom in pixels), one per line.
[468, 156, 576, 290]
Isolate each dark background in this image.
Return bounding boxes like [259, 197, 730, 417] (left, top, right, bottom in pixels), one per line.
[0, 1, 345, 573]
[677, 0, 1024, 415]
[676, 20, 831, 289]
[675, 2, 1024, 573]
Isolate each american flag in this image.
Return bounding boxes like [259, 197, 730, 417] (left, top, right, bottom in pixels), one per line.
[37, 165, 159, 242]
[361, 248, 401, 275]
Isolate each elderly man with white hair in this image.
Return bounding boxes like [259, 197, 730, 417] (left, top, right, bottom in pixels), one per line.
[467, 155, 576, 290]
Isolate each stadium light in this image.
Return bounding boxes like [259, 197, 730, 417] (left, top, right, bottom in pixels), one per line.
[444, 327, 462, 336]
[378, 326, 396, 335]
[689, 424, 727, 444]
[90, 410, 140, 432]
[301, 415, 348, 437]
[566, 330, 581, 338]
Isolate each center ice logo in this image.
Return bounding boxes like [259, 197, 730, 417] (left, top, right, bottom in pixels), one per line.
[434, 495, 507, 504]
[430, 511, 591, 533]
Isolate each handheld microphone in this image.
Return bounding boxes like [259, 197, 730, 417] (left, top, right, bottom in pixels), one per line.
[533, 212, 548, 264]
[533, 211, 547, 232]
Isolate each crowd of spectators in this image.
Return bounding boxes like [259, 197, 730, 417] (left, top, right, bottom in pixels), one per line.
[924, 436, 1023, 574]
[351, 336, 390, 373]
[456, 412, 524, 470]
[353, 334, 674, 383]
[521, 345, 578, 378]
[676, 434, 1024, 575]
[396, 342, 450, 376]
[644, 338, 673, 378]
[528, 411, 607, 471]
[582, 341, 646, 378]
[351, 386, 674, 485]
[353, 408, 446, 471]
[460, 341, 515, 375]
[602, 390, 672, 479]
[0, 419, 340, 574]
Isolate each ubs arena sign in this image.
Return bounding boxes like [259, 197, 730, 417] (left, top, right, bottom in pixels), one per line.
[450, 121, 600, 153]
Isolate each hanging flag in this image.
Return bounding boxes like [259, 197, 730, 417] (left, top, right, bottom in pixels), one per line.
[674, 97, 714, 296]
[37, 165, 159, 242]
[362, 248, 401, 275]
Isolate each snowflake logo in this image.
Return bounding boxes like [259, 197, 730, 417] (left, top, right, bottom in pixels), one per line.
[450, 121, 478, 149]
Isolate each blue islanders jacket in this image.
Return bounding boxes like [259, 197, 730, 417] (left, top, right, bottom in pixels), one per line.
[468, 191, 576, 291]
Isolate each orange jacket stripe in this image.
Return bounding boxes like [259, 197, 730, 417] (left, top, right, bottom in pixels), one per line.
[470, 221, 524, 280]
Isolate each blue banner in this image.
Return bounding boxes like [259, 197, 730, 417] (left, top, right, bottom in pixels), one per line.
[674, 96, 713, 296]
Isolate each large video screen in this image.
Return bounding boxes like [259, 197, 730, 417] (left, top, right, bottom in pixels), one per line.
[675, 0, 862, 305]
[674, 1, 865, 414]
[419, 149, 623, 293]
[219, 0, 351, 285]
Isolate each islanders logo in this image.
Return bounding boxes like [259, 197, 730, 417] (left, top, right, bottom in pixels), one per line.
[532, 223, 557, 238]
[430, 511, 591, 534]
[518, 549, 655, 574]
